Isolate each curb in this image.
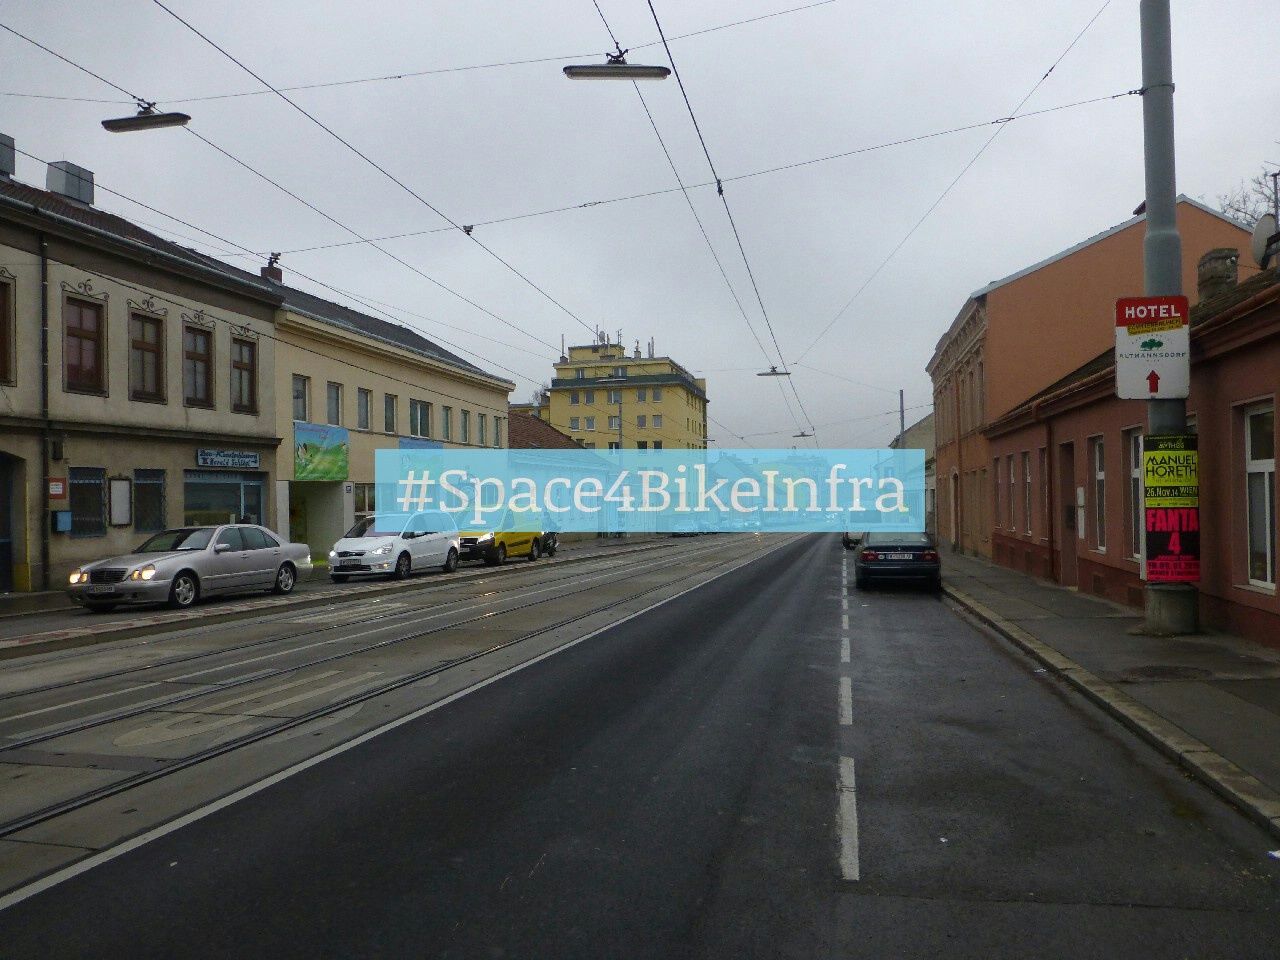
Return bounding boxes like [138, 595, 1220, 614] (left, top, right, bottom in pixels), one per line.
[944, 583, 1280, 841]
[0, 538, 672, 660]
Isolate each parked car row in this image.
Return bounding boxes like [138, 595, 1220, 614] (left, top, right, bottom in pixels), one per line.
[843, 530, 942, 592]
[66, 511, 560, 612]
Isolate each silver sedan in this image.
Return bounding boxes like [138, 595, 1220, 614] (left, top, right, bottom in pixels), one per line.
[67, 525, 314, 612]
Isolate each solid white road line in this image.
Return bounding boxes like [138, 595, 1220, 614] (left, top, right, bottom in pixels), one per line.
[840, 636, 850, 663]
[0, 536, 799, 914]
[839, 676, 852, 725]
[839, 755, 861, 881]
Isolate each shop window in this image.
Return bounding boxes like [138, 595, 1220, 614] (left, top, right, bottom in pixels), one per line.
[70, 467, 106, 537]
[353, 482, 376, 520]
[65, 298, 105, 394]
[326, 382, 342, 425]
[129, 313, 164, 402]
[384, 394, 397, 433]
[292, 375, 309, 422]
[409, 399, 431, 437]
[184, 470, 264, 526]
[357, 388, 371, 430]
[231, 338, 257, 414]
[134, 469, 166, 532]
[1246, 405, 1275, 586]
[183, 326, 213, 407]
[1091, 436, 1106, 551]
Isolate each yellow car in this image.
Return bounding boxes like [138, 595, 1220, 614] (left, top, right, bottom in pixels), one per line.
[458, 511, 556, 565]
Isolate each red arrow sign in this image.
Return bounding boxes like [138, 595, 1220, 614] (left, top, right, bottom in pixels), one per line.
[1147, 370, 1161, 393]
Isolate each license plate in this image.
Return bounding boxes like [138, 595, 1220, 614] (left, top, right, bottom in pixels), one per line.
[338, 559, 361, 567]
[87, 585, 116, 594]
[882, 553, 913, 561]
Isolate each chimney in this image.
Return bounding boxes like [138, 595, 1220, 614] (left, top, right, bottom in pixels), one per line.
[0, 134, 14, 180]
[46, 160, 94, 205]
[1197, 248, 1238, 301]
[633, 339, 641, 359]
[260, 252, 283, 284]
[648, 337, 655, 358]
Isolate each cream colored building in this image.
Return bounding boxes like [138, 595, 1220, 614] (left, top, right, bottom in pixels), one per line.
[0, 154, 282, 591]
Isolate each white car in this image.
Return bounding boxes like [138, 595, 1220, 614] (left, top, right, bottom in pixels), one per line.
[329, 511, 460, 582]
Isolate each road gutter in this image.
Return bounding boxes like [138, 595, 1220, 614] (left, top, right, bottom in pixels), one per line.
[944, 584, 1280, 841]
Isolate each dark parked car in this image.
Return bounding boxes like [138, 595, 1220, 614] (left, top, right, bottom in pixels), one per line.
[852, 531, 941, 591]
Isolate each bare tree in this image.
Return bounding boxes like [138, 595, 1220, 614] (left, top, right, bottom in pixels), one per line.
[1217, 166, 1279, 227]
[528, 382, 551, 406]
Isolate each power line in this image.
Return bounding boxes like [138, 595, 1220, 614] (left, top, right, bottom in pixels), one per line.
[794, 0, 1113, 362]
[149, 0, 597, 338]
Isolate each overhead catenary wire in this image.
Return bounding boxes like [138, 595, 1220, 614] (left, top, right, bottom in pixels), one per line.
[794, 0, 1114, 363]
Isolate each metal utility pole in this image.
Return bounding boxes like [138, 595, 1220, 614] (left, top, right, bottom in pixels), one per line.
[899, 390, 906, 443]
[1140, 0, 1197, 634]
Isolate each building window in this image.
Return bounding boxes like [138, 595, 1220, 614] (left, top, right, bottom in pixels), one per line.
[128, 313, 164, 402]
[478, 414, 487, 446]
[585, 416, 596, 431]
[570, 416, 581, 431]
[1246, 405, 1275, 586]
[1007, 455, 1015, 530]
[993, 458, 1001, 526]
[292, 375, 309, 421]
[1125, 429, 1143, 559]
[1091, 436, 1106, 551]
[356, 388, 371, 430]
[353, 482, 376, 520]
[570, 391, 580, 405]
[1022, 452, 1032, 535]
[637, 388, 647, 402]
[607, 389, 621, 405]
[183, 326, 213, 407]
[134, 469, 166, 532]
[1039, 447, 1048, 538]
[638, 441, 648, 449]
[584, 389, 595, 404]
[493, 416, 502, 447]
[65, 298, 105, 394]
[442, 406, 453, 441]
[326, 382, 342, 425]
[575, 368, 586, 379]
[461, 410, 471, 444]
[653, 440, 663, 450]
[231, 338, 257, 413]
[409, 399, 431, 438]
[608, 441, 621, 450]
[70, 466, 106, 537]
[608, 415, 621, 431]
[637, 415, 647, 429]
[612, 366, 627, 377]
[652, 414, 662, 428]
[384, 394, 397, 433]
[0, 280, 12, 385]
[652, 387, 663, 401]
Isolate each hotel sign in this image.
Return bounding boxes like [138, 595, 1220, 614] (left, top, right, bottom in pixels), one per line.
[1115, 296, 1190, 400]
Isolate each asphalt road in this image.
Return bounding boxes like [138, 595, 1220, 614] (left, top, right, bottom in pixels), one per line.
[3, 535, 1279, 958]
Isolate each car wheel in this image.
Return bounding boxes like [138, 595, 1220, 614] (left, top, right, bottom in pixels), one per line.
[484, 544, 507, 566]
[442, 548, 459, 573]
[168, 571, 199, 609]
[528, 539, 541, 562]
[545, 541, 558, 557]
[272, 563, 296, 595]
[330, 574, 350, 584]
[391, 552, 412, 580]
[84, 602, 118, 613]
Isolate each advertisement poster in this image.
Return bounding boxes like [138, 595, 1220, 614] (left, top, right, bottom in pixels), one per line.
[294, 422, 350, 481]
[1143, 434, 1199, 582]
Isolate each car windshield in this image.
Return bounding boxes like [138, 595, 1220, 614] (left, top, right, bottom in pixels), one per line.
[345, 515, 408, 539]
[863, 532, 934, 546]
[134, 528, 215, 552]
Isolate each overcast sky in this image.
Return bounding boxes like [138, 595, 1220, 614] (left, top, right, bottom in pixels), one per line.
[3, 0, 1276, 447]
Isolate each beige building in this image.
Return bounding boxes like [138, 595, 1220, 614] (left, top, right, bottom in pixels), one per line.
[0, 150, 282, 591]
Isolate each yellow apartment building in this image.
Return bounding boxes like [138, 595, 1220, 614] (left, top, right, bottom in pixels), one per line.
[543, 336, 708, 450]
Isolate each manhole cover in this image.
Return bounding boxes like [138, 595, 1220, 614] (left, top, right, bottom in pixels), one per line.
[1120, 664, 1213, 682]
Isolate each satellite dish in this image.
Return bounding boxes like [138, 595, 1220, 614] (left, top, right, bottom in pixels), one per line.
[1251, 213, 1278, 268]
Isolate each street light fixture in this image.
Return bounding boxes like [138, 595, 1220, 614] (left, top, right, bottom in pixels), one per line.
[757, 366, 791, 377]
[102, 102, 191, 133]
[792, 430, 813, 439]
[564, 46, 670, 81]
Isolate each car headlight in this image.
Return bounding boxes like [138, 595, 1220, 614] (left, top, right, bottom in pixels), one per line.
[129, 565, 158, 581]
[475, 533, 493, 543]
[69, 569, 87, 585]
[328, 550, 338, 559]
[370, 544, 392, 555]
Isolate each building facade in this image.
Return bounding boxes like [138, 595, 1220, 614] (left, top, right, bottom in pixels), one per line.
[544, 336, 708, 450]
[928, 198, 1252, 557]
[890, 412, 936, 535]
[985, 257, 1279, 647]
[0, 158, 283, 591]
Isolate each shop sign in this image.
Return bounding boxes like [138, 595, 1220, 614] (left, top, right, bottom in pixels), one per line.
[1143, 434, 1199, 582]
[295, 422, 349, 481]
[198, 449, 261, 469]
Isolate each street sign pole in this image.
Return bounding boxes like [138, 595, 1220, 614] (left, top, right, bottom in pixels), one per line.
[1140, 0, 1197, 633]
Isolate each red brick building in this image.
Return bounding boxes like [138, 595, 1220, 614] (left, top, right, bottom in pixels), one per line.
[985, 257, 1279, 647]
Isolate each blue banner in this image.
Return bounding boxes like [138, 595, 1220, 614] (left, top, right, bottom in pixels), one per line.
[374, 448, 925, 533]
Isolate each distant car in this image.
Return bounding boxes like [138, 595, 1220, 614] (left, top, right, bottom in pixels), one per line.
[67, 525, 313, 612]
[852, 531, 941, 591]
[842, 531, 863, 549]
[329, 511, 460, 582]
[458, 509, 553, 565]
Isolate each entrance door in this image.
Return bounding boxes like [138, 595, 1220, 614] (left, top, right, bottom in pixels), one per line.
[1057, 443, 1078, 587]
[0, 455, 14, 592]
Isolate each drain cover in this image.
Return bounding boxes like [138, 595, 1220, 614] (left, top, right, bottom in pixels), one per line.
[1120, 664, 1213, 682]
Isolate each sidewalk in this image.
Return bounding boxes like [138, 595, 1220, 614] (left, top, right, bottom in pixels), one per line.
[943, 551, 1280, 839]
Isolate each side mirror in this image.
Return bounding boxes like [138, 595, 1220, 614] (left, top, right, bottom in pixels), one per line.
[214, 542, 232, 553]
